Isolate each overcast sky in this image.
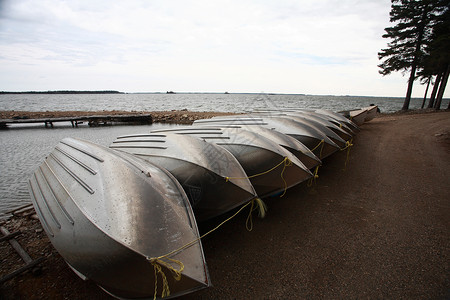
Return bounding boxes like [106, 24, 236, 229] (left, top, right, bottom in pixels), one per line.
[0, 0, 446, 97]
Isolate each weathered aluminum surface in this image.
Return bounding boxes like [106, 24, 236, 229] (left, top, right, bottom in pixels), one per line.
[252, 109, 357, 137]
[361, 105, 378, 122]
[28, 138, 209, 299]
[297, 110, 356, 136]
[194, 116, 340, 159]
[150, 127, 313, 198]
[253, 108, 356, 136]
[311, 109, 360, 132]
[302, 110, 355, 134]
[280, 112, 354, 141]
[191, 123, 321, 170]
[246, 113, 348, 147]
[349, 109, 368, 126]
[110, 133, 257, 221]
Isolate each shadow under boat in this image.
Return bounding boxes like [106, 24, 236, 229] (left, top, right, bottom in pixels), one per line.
[110, 133, 258, 221]
[28, 137, 209, 299]
[150, 127, 313, 198]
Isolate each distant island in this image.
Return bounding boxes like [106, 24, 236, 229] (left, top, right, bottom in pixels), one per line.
[0, 90, 122, 94]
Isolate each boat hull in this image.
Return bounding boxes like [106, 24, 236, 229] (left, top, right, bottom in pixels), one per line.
[312, 109, 360, 132]
[149, 127, 313, 198]
[193, 116, 340, 159]
[204, 124, 321, 170]
[28, 138, 209, 299]
[110, 133, 258, 221]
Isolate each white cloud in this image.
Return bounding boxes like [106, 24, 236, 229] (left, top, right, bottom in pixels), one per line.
[0, 0, 446, 97]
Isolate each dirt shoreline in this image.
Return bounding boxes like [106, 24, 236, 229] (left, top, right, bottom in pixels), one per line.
[1, 110, 449, 299]
[0, 110, 235, 125]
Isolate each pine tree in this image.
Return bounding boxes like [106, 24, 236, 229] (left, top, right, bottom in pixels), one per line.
[378, 0, 445, 110]
[428, 3, 450, 109]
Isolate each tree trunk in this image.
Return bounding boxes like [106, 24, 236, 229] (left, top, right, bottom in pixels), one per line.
[402, 3, 429, 111]
[403, 64, 417, 110]
[434, 64, 450, 110]
[421, 76, 432, 109]
[428, 71, 443, 108]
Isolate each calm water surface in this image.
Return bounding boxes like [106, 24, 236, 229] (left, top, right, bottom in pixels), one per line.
[0, 93, 447, 218]
[0, 93, 439, 113]
[0, 123, 175, 219]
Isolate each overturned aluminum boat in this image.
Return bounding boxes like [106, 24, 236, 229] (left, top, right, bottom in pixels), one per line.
[361, 105, 379, 122]
[340, 109, 368, 126]
[251, 109, 354, 144]
[280, 111, 354, 141]
[252, 108, 357, 137]
[194, 116, 340, 159]
[150, 127, 313, 198]
[248, 112, 350, 146]
[28, 137, 209, 299]
[191, 123, 321, 170]
[110, 133, 257, 221]
[310, 109, 360, 133]
[298, 110, 357, 137]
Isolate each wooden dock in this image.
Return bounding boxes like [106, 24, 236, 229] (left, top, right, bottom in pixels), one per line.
[0, 114, 153, 128]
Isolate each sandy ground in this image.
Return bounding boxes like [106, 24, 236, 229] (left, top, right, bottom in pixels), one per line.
[1, 110, 449, 299]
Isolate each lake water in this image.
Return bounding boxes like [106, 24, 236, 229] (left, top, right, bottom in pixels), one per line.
[1, 92, 438, 113]
[0, 93, 446, 218]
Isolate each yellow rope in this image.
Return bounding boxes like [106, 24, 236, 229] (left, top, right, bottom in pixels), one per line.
[310, 139, 324, 152]
[224, 157, 292, 198]
[340, 139, 354, 151]
[279, 157, 292, 197]
[245, 197, 267, 231]
[148, 197, 265, 298]
[246, 199, 255, 231]
[307, 164, 321, 187]
[151, 260, 170, 299]
[310, 139, 325, 159]
[340, 138, 354, 170]
[225, 157, 292, 182]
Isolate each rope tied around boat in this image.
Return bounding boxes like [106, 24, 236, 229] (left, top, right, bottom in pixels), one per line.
[246, 197, 267, 231]
[307, 164, 321, 187]
[148, 256, 184, 299]
[225, 156, 292, 181]
[340, 138, 354, 170]
[147, 197, 265, 298]
[224, 156, 292, 198]
[310, 139, 325, 159]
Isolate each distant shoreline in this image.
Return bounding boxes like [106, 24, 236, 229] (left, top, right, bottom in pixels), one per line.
[0, 90, 122, 94]
[0, 91, 413, 98]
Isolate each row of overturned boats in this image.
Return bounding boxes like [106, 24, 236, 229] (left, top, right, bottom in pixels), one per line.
[27, 105, 378, 299]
